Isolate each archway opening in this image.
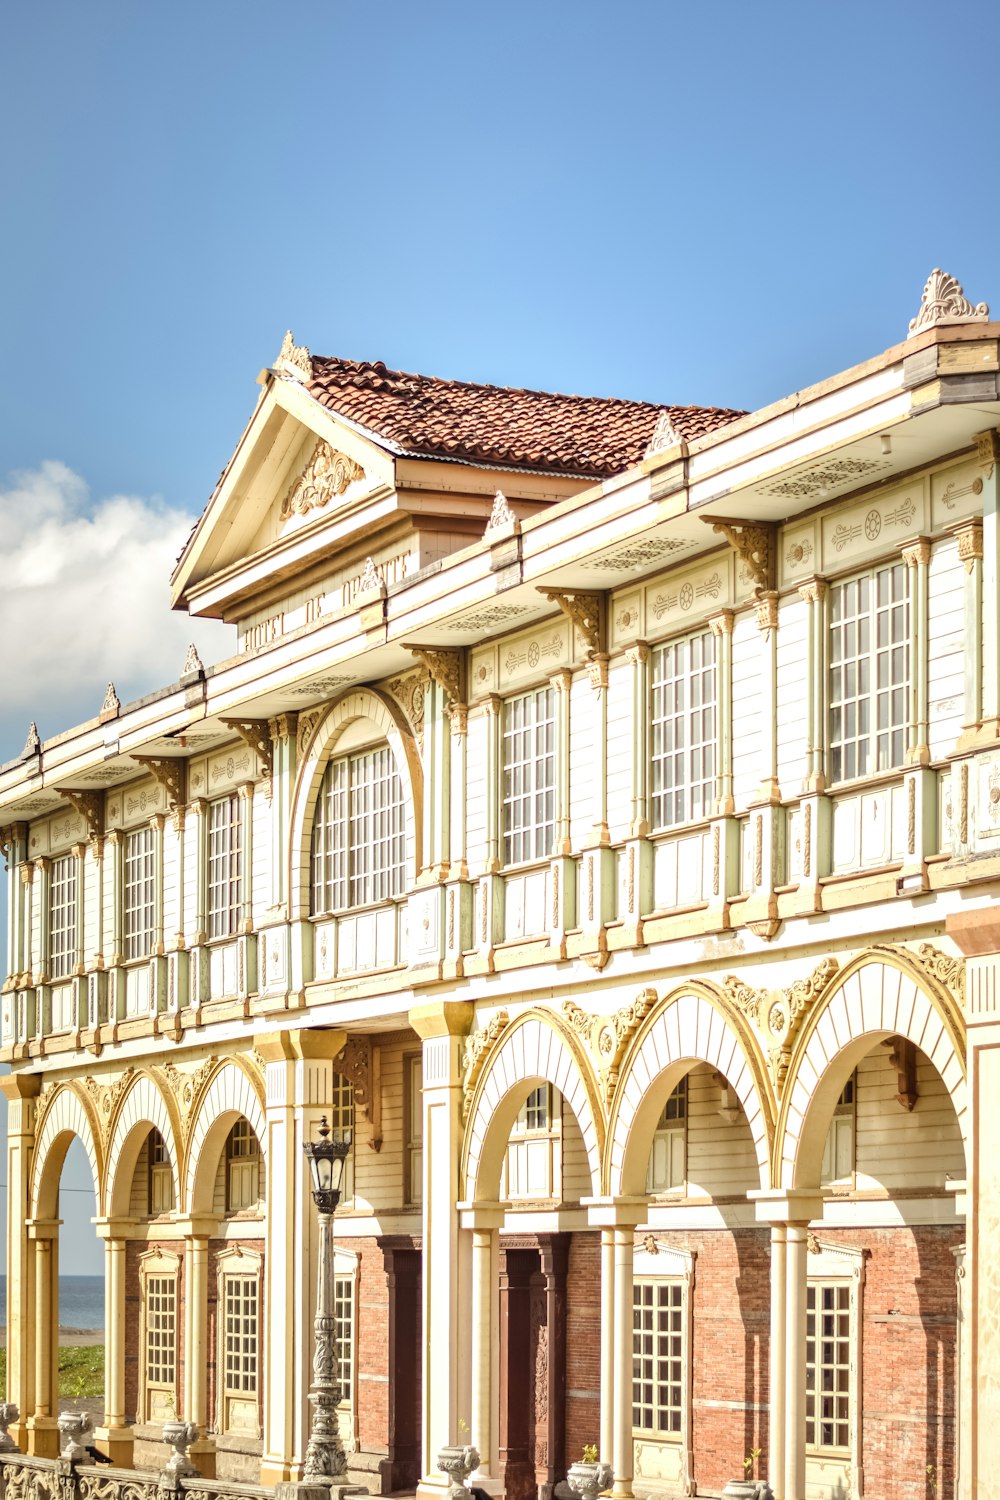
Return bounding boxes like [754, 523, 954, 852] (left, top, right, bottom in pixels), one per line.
[51, 1135, 102, 1434]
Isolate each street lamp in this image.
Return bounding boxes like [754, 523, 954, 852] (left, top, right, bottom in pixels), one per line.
[303, 1115, 352, 1481]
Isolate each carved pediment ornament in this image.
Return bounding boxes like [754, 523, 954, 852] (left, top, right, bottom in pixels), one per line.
[132, 755, 187, 810]
[403, 646, 464, 708]
[80, 1066, 136, 1142]
[645, 410, 684, 458]
[562, 988, 656, 1107]
[59, 789, 104, 840]
[359, 556, 385, 596]
[297, 709, 323, 759]
[537, 589, 603, 658]
[274, 329, 313, 381]
[462, 1010, 510, 1121]
[706, 518, 776, 597]
[872, 941, 965, 1006]
[219, 719, 273, 784]
[20, 722, 41, 759]
[101, 683, 121, 718]
[279, 440, 365, 522]
[182, 642, 204, 677]
[908, 269, 989, 337]
[485, 489, 520, 536]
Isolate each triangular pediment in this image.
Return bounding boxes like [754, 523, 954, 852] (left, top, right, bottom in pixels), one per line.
[171, 377, 398, 617]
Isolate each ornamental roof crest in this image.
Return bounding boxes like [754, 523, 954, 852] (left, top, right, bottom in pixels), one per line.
[279, 440, 366, 522]
[908, 268, 990, 336]
[645, 410, 684, 458]
[274, 329, 313, 381]
[484, 489, 519, 536]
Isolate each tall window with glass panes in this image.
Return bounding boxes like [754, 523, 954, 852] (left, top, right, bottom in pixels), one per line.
[208, 794, 242, 938]
[633, 1280, 684, 1437]
[651, 631, 716, 829]
[124, 826, 156, 961]
[312, 746, 405, 912]
[48, 853, 77, 979]
[829, 562, 909, 781]
[503, 687, 555, 864]
[806, 1282, 852, 1452]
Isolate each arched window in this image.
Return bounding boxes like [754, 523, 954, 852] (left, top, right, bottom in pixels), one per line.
[225, 1119, 262, 1212]
[148, 1127, 175, 1215]
[312, 745, 405, 913]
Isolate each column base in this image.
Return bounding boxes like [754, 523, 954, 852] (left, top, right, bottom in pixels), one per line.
[92, 1425, 135, 1466]
[189, 1436, 217, 1478]
[261, 1459, 304, 1486]
[24, 1415, 59, 1458]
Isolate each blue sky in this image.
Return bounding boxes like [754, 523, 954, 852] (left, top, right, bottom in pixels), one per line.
[3, 0, 1000, 1273]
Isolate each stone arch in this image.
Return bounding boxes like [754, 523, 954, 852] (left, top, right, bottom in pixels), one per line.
[30, 1085, 101, 1219]
[607, 984, 773, 1198]
[288, 687, 423, 918]
[185, 1061, 267, 1215]
[105, 1072, 182, 1217]
[776, 951, 968, 1190]
[463, 1011, 604, 1203]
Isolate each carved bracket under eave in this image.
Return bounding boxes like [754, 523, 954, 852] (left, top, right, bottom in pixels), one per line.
[334, 1035, 381, 1151]
[537, 589, 603, 658]
[705, 518, 776, 597]
[220, 720, 273, 784]
[0, 823, 27, 861]
[885, 1035, 918, 1111]
[132, 755, 187, 810]
[60, 789, 104, 840]
[403, 645, 464, 710]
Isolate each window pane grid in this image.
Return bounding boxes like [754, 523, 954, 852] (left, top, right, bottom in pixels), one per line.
[633, 1280, 683, 1434]
[651, 632, 716, 829]
[331, 1071, 355, 1200]
[125, 826, 156, 962]
[312, 748, 405, 914]
[49, 854, 77, 980]
[208, 795, 242, 939]
[223, 1275, 258, 1396]
[146, 1275, 176, 1388]
[830, 564, 909, 782]
[806, 1282, 851, 1449]
[503, 688, 556, 865]
[333, 1275, 354, 1400]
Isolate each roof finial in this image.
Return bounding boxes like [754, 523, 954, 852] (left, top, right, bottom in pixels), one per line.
[484, 489, 519, 537]
[100, 683, 121, 719]
[182, 642, 204, 677]
[908, 268, 989, 337]
[645, 410, 684, 458]
[274, 330, 313, 381]
[19, 722, 41, 759]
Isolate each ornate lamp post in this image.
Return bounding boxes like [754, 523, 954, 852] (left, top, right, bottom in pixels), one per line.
[303, 1116, 352, 1481]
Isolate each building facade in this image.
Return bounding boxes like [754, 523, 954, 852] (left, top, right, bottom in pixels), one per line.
[2, 271, 999, 1500]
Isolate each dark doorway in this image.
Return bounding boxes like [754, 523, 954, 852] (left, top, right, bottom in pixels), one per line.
[499, 1234, 569, 1500]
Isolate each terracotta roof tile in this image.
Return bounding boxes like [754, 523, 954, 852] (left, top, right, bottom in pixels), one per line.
[305, 356, 744, 479]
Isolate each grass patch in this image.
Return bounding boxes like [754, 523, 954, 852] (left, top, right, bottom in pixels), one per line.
[0, 1345, 105, 1400]
[59, 1345, 105, 1399]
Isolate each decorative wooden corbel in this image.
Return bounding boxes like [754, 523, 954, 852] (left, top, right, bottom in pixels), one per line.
[0, 823, 26, 860]
[403, 645, 464, 709]
[132, 755, 188, 809]
[975, 428, 1000, 476]
[334, 1035, 382, 1151]
[704, 517, 776, 596]
[220, 720, 274, 783]
[537, 589, 603, 658]
[887, 1035, 918, 1111]
[60, 789, 104, 839]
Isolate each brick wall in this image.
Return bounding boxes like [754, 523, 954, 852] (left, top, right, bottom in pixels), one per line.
[124, 1239, 186, 1426]
[565, 1232, 601, 1465]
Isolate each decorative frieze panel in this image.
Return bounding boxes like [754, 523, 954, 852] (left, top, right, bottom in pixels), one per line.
[831, 783, 908, 873]
[642, 554, 734, 639]
[562, 986, 655, 1106]
[188, 746, 256, 797]
[278, 439, 365, 524]
[780, 522, 820, 586]
[494, 621, 566, 690]
[608, 589, 643, 649]
[113, 779, 164, 827]
[819, 480, 928, 572]
[976, 756, 1000, 840]
[931, 460, 984, 528]
[28, 809, 86, 856]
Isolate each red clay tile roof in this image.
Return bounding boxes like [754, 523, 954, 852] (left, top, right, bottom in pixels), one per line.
[305, 356, 744, 479]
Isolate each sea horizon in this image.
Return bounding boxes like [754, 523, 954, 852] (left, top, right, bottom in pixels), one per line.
[0, 1273, 105, 1333]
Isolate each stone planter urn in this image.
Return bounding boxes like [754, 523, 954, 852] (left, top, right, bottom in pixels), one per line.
[566, 1460, 613, 1500]
[437, 1443, 481, 1500]
[162, 1420, 200, 1478]
[0, 1404, 19, 1455]
[723, 1482, 772, 1500]
[57, 1412, 92, 1464]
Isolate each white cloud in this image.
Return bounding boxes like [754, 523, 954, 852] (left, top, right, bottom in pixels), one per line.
[0, 461, 233, 762]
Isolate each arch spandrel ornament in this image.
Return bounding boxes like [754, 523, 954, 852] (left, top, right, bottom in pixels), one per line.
[30, 1082, 103, 1218]
[775, 946, 968, 1191]
[461, 1008, 605, 1203]
[286, 686, 423, 918]
[605, 981, 775, 1199]
[183, 1057, 268, 1213]
[105, 1071, 182, 1217]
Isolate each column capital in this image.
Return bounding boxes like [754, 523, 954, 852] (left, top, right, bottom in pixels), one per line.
[172, 1214, 220, 1238]
[623, 642, 649, 666]
[0, 1072, 42, 1102]
[708, 609, 734, 638]
[458, 1202, 506, 1232]
[901, 534, 932, 568]
[798, 575, 828, 604]
[253, 1027, 347, 1063]
[408, 1000, 474, 1039]
[582, 1196, 647, 1229]
[748, 1187, 825, 1225]
[92, 1216, 136, 1241]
